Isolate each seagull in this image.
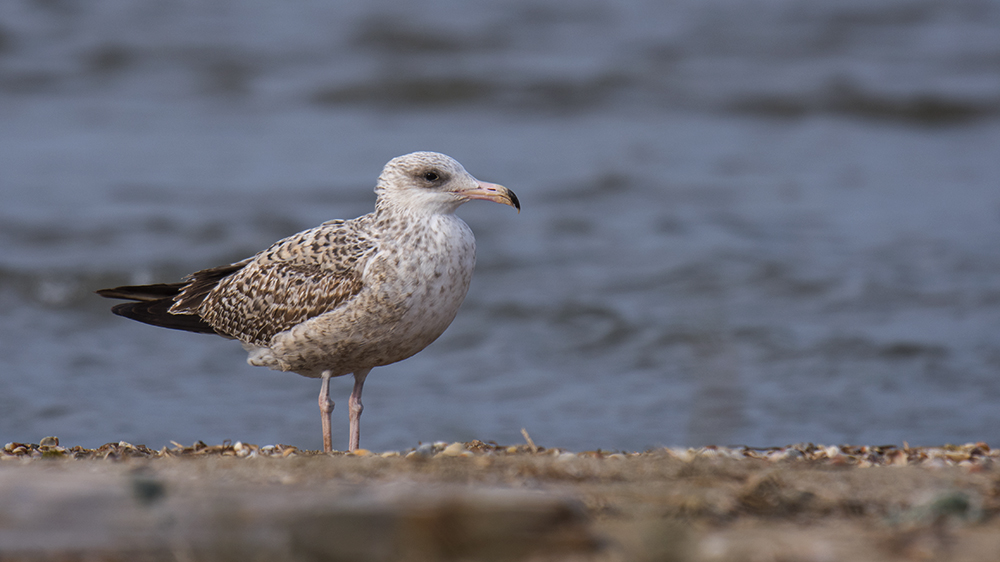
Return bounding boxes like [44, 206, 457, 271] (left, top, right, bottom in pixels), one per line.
[97, 152, 519, 452]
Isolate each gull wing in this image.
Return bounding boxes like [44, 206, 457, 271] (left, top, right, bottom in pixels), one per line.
[181, 219, 378, 346]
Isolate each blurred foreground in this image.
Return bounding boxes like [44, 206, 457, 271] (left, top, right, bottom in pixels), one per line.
[2, 438, 999, 561]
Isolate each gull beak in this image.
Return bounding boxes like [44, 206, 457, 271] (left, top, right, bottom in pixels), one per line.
[461, 181, 521, 213]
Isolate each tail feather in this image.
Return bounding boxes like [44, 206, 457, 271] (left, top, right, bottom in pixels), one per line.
[98, 259, 251, 337]
[97, 282, 221, 335]
[110, 299, 220, 334]
[95, 283, 186, 302]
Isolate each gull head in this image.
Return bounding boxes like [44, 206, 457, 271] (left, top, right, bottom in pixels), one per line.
[375, 152, 519, 215]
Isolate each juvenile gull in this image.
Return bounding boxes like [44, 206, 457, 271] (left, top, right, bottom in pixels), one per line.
[97, 152, 519, 452]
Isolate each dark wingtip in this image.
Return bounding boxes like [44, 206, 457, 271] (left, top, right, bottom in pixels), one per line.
[96, 283, 184, 302]
[109, 301, 137, 318]
[109, 299, 220, 334]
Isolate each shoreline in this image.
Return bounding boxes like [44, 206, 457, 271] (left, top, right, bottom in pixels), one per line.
[3, 437, 994, 467]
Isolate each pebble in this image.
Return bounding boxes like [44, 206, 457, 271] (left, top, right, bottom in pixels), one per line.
[674, 449, 698, 462]
[233, 442, 254, 458]
[406, 443, 435, 459]
[886, 449, 907, 466]
[437, 442, 466, 457]
[924, 458, 949, 469]
[39, 437, 59, 447]
[698, 448, 727, 459]
[768, 449, 804, 462]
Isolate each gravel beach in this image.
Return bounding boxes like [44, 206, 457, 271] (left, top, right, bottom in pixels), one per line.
[3, 438, 1000, 561]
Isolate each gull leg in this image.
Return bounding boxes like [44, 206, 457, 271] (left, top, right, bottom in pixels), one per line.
[348, 369, 371, 452]
[318, 370, 334, 453]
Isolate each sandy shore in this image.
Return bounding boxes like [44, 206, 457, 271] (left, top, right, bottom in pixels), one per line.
[2, 439, 999, 561]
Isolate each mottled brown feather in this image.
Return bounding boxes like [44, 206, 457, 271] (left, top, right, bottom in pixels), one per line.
[171, 258, 254, 312]
[189, 219, 378, 346]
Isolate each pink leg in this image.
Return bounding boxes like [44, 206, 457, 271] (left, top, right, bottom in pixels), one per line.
[348, 369, 371, 452]
[318, 371, 334, 453]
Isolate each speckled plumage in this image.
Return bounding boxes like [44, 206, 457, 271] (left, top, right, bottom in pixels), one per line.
[98, 152, 519, 451]
[175, 218, 377, 354]
[223, 209, 477, 378]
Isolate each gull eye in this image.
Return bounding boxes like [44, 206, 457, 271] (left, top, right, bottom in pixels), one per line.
[422, 171, 440, 182]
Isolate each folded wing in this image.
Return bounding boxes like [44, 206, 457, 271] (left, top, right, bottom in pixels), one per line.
[97, 219, 378, 346]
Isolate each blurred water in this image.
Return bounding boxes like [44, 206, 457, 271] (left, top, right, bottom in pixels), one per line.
[1, 0, 999, 451]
